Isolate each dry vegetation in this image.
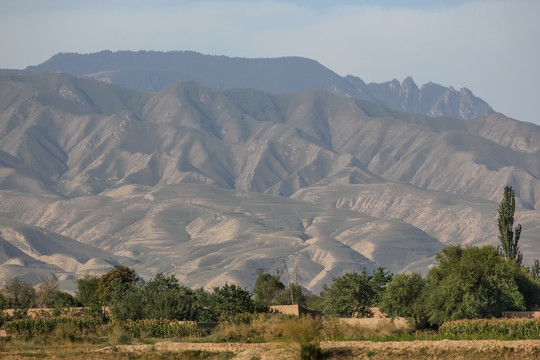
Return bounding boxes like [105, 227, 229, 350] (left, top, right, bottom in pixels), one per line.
[1, 313, 540, 359]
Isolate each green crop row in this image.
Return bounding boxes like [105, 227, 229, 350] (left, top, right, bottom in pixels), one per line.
[439, 318, 540, 339]
[112, 319, 209, 338]
[2, 317, 103, 336]
[2, 317, 208, 339]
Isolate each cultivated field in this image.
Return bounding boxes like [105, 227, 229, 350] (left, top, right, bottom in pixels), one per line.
[1, 313, 540, 359]
[1, 339, 540, 359]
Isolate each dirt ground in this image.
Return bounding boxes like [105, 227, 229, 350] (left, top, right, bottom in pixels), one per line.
[102, 339, 540, 359]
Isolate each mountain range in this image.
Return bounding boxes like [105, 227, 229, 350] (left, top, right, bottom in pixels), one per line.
[0, 53, 538, 293]
[4, 50, 494, 120]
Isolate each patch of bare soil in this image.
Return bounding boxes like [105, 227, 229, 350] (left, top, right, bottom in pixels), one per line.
[101, 340, 540, 359]
[101, 341, 296, 359]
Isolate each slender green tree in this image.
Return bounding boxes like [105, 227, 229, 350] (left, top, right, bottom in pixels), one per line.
[531, 259, 540, 281]
[497, 185, 523, 265]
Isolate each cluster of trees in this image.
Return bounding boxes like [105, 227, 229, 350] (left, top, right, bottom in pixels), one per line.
[75, 267, 254, 322]
[380, 244, 540, 328]
[0, 278, 79, 311]
[379, 185, 540, 327]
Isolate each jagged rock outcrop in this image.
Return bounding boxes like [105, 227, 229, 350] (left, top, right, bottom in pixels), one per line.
[344, 75, 494, 119]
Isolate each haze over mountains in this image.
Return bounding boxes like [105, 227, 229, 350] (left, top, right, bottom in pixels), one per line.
[7, 50, 494, 120]
[0, 52, 538, 293]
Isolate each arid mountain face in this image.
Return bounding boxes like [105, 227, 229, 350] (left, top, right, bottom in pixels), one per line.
[0, 71, 538, 293]
[13, 50, 494, 120]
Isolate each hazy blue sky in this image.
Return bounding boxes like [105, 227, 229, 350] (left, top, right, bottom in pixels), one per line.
[1, 0, 539, 125]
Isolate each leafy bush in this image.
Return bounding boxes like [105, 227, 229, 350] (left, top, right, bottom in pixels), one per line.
[75, 276, 99, 307]
[97, 265, 139, 303]
[426, 245, 528, 325]
[142, 275, 199, 321]
[439, 319, 540, 340]
[320, 268, 392, 317]
[379, 272, 429, 329]
[207, 283, 254, 321]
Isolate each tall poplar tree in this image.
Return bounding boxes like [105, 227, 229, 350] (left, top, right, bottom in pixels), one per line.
[497, 185, 523, 265]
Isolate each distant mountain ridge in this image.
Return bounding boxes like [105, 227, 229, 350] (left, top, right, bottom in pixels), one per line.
[0, 71, 537, 292]
[8, 50, 494, 120]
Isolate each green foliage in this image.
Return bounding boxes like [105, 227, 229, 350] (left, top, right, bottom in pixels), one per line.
[35, 278, 79, 309]
[512, 266, 540, 310]
[426, 245, 526, 325]
[106, 273, 200, 321]
[194, 288, 216, 322]
[50, 291, 79, 308]
[321, 268, 392, 317]
[111, 319, 208, 338]
[2, 278, 36, 309]
[253, 269, 285, 310]
[531, 259, 540, 281]
[95, 265, 140, 320]
[142, 274, 198, 321]
[75, 276, 99, 307]
[253, 269, 308, 308]
[0, 292, 6, 310]
[109, 284, 145, 321]
[439, 319, 540, 340]
[208, 283, 254, 321]
[305, 294, 324, 311]
[276, 283, 307, 306]
[379, 272, 428, 329]
[497, 185, 523, 265]
[2, 317, 207, 339]
[370, 267, 394, 304]
[3, 317, 102, 336]
[96, 265, 138, 303]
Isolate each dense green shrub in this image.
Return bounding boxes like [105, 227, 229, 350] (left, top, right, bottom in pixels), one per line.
[321, 268, 392, 317]
[142, 274, 199, 321]
[439, 319, 540, 340]
[75, 276, 100, 307]
[379, 272, 428, 329]
[208, 283, 254, 322]
[426, 245, 528, 325]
